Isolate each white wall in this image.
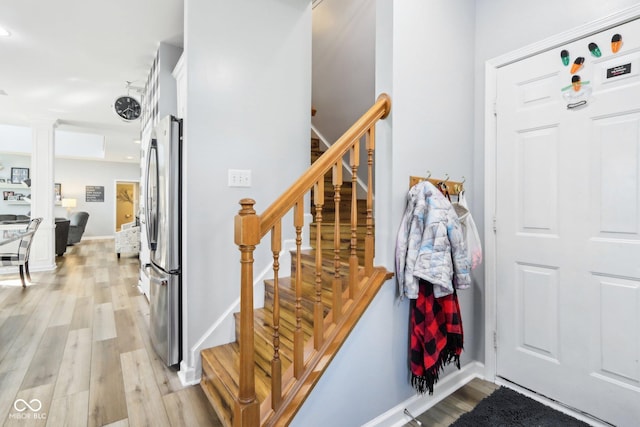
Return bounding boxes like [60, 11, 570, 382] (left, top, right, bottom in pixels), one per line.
[0, 153, 139, 237]
[294, 1, 478, 425]
[311, 0, 375, 144]
[54, 158, 140, 237]
[389, 0, 478, 362]
[182, 0, 311, 375]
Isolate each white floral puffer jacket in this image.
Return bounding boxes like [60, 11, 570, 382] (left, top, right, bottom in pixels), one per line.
[395, 180, 470, 299]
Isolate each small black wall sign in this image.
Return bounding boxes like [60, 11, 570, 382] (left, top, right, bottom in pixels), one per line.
[86, 185, 105, 202]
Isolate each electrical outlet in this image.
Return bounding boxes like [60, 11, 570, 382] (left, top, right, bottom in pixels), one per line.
[228, 169, 251, 187]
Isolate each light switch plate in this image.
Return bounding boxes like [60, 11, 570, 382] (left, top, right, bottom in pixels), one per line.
[228, 169, 251, 187]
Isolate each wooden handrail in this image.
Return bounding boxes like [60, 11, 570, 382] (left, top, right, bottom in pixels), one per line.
[259, 93, 391, 237]
[233, 93, 391, 427]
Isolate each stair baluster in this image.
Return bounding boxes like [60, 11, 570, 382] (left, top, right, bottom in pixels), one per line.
[293, 201, 304, 379]
[349, 144, 360, 299]
[270, 221, 282, 411]
[313, 180, 325, 350]
[365, 128, 375, 276]
[331, 163, 343, 318]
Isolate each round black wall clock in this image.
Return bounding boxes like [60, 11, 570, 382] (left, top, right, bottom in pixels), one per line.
[114, 96, 141, 121]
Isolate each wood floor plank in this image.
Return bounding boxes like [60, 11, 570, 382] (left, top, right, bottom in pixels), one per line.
[103, 419, 129, 427]
[53, 328, 92, 398]
[114, 309, 144, 354]
[94, 282, 113, 305]
[46, 390, 89, 427]
[88, 338, 128, 427]
[70, 295, 94, 331]
[14, 286, 48, 317]
[111, 284, 131, 311]
[0, 314, 29, 363]
[93, 302, 117, 342]
[94, 267, 110, 283]
[20, 324, 69, 390]
[163, 386, 223, 427]
[47, 294, 77, 327]
[120, 349, 171, 427]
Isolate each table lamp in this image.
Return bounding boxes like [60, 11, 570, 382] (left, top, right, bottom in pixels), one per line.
[62, 198, 77, 216]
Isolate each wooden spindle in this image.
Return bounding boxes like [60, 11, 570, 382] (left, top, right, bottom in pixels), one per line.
[313, 180, 325, 349]
[349, 144, 359, 298]
[270, 221, 282, 410]
[293, 200, 304, 378]
[233, 198, 260, 425]
[332, 163, 343, 318]
[365, 127, 375, 276]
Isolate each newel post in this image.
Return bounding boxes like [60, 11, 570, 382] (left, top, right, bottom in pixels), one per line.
[234, 198, 260, 427]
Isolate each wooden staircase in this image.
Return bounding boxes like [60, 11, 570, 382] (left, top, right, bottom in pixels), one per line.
[200, 94, 392, 427]
[310, 136, 369, 264]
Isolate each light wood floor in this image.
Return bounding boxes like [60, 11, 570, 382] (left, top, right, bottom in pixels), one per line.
[404, 378, 498, 427]
[0, 240, 222, 427]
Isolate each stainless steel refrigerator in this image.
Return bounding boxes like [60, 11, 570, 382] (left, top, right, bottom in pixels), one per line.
[145, 115, 182, 367]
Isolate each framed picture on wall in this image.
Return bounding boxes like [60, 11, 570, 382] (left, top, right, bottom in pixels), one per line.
[10, 167, 29, 184]
[54, 183, 62, 201]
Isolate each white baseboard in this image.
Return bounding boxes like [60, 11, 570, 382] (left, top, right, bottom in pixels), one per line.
[0, 262, 55, 276]
[362, 361, 485, 427]
[178, 361, 200, 386]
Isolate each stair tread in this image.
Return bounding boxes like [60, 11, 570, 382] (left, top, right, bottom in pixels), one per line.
[234, 308, 312, 362]
[201, 342, 272, 406]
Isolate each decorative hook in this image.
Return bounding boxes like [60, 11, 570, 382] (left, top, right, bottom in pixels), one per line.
[461, 176, 466, 184]
[425, 170, 431, 179]
[443, 173, 450, 181]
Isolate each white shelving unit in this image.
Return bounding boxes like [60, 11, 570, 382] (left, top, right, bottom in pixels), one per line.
[1, 183, 31, 205]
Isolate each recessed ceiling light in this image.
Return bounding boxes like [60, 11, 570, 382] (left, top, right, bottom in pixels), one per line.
[0, 26, 11, 37]
[125, 156, 134, 160]
[133, 139, 141, 144]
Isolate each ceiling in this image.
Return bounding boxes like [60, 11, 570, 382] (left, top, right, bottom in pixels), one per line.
[0, 0, 184, 163]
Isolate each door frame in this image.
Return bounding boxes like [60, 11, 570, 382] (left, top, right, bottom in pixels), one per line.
[483, 4, 640, 381]
[114, 179, 140, 232]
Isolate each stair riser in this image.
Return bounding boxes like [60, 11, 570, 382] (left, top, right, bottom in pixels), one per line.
[234, 312, 298, 364]
[264, 287, 318, 326]
[201, 356, 234, 427]
[292, 255, 351, 291]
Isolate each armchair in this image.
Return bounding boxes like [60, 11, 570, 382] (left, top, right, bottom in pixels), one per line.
[67, 211, 89, 245]
[115, 220, 140, 258]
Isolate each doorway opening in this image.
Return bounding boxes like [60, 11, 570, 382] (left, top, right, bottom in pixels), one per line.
[115, 180, 140, 232]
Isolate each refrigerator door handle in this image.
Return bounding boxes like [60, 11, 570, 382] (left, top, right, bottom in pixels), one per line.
[143, 264, 168, 286]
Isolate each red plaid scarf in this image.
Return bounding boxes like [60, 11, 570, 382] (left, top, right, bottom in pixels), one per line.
[410, 279, 463, 394]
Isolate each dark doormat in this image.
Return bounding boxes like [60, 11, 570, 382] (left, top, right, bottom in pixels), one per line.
[450, 386, 591, 427]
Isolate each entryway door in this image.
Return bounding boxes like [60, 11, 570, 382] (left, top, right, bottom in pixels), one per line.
[495, 18, 640, 426]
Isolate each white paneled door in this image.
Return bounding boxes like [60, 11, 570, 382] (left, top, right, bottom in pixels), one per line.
[496, 18, 640, 427]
